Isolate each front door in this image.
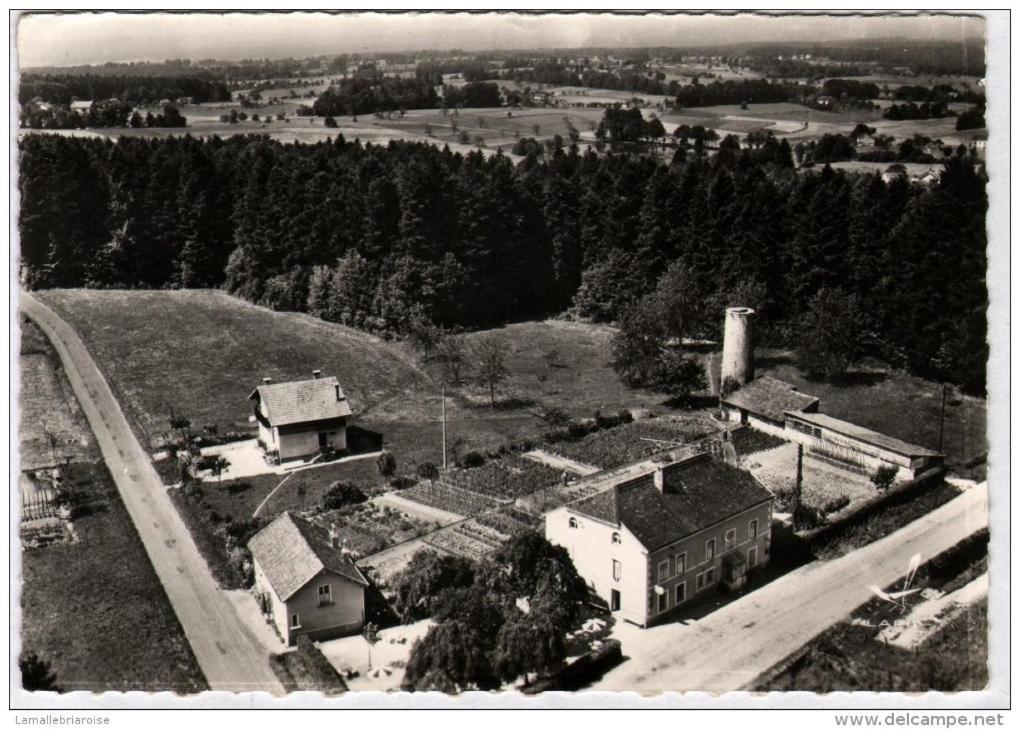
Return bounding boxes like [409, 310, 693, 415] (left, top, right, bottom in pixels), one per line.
[318, 432, 328, 448]
[610, 589, 621, 612]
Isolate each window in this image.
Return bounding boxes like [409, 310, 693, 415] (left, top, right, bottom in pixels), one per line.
[568, 517, 578, 529]
[612, 559, 621, 582]
[290, 612, 301, 629]
[676, 552, 687, 574]
[749, 519, 759, 540]
[657, 590, 668, 613]
[706, 538, 716, 561]
[724, 528, 736, 551]
[748, 546, 758, 568]
[696, 572, 706, 591]
[611, 532, 621, 544]
[705, 566, 715, 585]
[317, 584, 333, 606]
[658, 559, 670, 582]
[675, 582, 687, 604]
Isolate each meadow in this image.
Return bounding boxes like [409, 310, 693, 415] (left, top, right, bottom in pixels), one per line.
[18, 322, 206, 692]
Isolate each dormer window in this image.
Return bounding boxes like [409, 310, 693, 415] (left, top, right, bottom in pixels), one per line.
[611, 532, 621, 544]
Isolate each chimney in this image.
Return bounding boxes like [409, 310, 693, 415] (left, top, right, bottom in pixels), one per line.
[329, 523, 340, 549]
[262, 377, 272, 385]
[335, 384, 341, 402]
[313, 369, 322, 379]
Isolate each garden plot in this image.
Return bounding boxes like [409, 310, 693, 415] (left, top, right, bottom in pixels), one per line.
[399, 477, 507, 518]
[445, 456, 565, 500]
[742, 441, 876, 516]
[310, 501, 441, 561]
[424, 520, 510, 560]
[547, 415, 716, 470]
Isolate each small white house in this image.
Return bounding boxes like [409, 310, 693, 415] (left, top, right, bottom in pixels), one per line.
[249, 371, 352, 462]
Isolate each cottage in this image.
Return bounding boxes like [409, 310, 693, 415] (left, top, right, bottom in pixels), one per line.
[69, 100, 93, 114]
[721, 376, 820, 438]
[784, 411, 942, 482]
[249, 371, 352, 462]
[249, 512, 368, 646]
[546, 453, 774, 627]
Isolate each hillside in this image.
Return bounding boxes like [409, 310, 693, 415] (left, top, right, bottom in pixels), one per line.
[30, 290, 669, 466]
[35, 290, 433, 449]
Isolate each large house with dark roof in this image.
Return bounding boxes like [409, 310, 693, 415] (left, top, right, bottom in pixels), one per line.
[545, 453, 774, 628]
[249, 511, 368, 645]
[249, 371, 353, 462]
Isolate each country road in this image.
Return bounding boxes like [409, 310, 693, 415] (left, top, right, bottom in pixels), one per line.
[593, 482, 989, 694]
[21, 292, 283, 694]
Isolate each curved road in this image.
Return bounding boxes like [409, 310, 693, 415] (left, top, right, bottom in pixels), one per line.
[593, 482, 989, 694]
[22, 292, 283, 694]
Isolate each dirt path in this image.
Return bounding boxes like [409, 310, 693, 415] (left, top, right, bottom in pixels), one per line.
[21, 292, 283, 694]
[374, 491, 463, 526]
[593, 483, 988, 694]
[522, 449, 600, 476]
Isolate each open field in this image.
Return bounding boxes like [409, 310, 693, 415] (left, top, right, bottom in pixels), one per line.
[18, 318, 99, 470]
[35, 291, 675, 470]
[19, 319, 206, 692]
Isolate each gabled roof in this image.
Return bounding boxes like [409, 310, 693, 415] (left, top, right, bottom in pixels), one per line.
[786, 411, 941, 458]
[722, 376, 819, 423]
[249, 376, 353, 426]
[568, 455, 773, 551]
[248, 512, 368, 601]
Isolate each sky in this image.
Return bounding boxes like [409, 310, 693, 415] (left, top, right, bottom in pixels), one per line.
[16, 11, 985, 69]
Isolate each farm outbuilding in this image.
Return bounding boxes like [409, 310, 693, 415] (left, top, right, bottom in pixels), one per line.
[248, 371, 352, 462]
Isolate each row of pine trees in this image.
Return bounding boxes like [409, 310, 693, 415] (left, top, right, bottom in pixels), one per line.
[18, 133, 987, 393]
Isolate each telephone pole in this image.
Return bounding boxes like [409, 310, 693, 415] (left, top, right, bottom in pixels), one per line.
[793, 444, 804, 530]
[441, 385, 447, 470]
[938, 383, 948, 454]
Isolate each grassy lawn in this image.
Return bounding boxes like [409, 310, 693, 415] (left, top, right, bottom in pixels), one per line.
[35, 291, 676, 471]
[20, 460, 207, 692]
[758, 532, 989, 692]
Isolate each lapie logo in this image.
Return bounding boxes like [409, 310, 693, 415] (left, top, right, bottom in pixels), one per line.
[868, 553, 923, 614]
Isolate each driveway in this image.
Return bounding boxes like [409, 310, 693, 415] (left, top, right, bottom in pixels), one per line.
[593, 483, 988, 694]
[21, 292, 283, 694]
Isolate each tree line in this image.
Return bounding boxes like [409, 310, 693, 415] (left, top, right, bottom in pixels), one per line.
[18, 131, 987, 393]
[311, 74, 439, 116]
[18, 73, 230, 105]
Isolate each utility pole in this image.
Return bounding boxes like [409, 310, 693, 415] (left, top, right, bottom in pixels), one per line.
[441, 385, 447, 470]
[793, 444, 804, 530]
[938, 383, 948, 454]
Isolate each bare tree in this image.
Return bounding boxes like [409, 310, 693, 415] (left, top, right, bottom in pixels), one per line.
[436, 330, 468, 386]
[474, 334, 510, 409]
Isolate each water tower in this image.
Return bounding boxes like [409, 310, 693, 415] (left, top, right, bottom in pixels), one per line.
[721, 307, 755, 389]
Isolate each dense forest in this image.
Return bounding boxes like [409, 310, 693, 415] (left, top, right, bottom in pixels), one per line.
[18, 74, 231, 105]
[18, 133, 987, 393]
[311, 74, 439, 116]
[674, 79, 808, 108]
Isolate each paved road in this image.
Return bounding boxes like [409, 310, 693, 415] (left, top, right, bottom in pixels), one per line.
[594, 483, 989, 694]
[21, 292, 283, 694]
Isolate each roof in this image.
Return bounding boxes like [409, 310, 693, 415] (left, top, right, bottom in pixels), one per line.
[69, 100, 93, 110]
[786, 412, 941, 458]
[249, 376, 353, 426]
[248, 512, 368, 601]
[568, 454, 774, 551]
[722, 376, 819, 422]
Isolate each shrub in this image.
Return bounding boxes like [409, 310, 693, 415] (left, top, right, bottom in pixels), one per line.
[871, 465, 898, 491]
[324, 115, 337, 128]
[417, 461, 439, 481]
[461, 451, 486, 468]
[377, 451, 397, 478]
[821, 494, 852, 515]
[389, 476, 415, 490]
[320, 481, 367, 511]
